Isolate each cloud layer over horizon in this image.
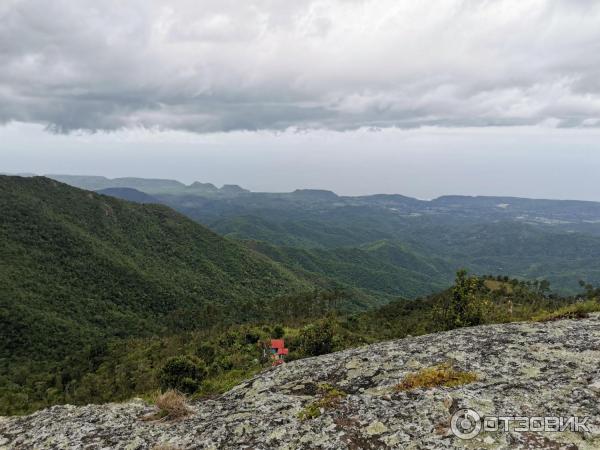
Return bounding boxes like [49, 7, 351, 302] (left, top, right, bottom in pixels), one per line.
[2, 0, 600, 133]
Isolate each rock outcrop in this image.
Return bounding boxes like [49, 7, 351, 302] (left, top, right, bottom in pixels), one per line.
[2, 315, 600, 449]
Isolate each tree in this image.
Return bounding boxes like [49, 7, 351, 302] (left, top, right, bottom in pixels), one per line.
[298, 320, 335, 356]
[579, 280, 598, 300]
[272, 325, 285, 339]
[538, 280, 551, 296]
[158, 356, 207, 394]
[436, 270, 491, 330]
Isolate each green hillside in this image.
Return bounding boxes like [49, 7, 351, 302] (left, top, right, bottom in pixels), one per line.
[6, 270, 593, 416]
[421, 222, 600, 293]
[246, 240, 453, 298]
[0, 175, 310, 364]
[47, 174, 600, 295]
[213, 215, 600, 295]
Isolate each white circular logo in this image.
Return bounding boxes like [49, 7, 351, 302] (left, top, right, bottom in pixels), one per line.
[450, 408, 482, 440]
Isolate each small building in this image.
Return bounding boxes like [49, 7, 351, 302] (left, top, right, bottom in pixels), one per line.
[270, 339, 288, 366]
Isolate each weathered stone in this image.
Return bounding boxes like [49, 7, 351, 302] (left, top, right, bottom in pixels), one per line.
[2, 314, 600, 449]
[365, 420, 388, 435]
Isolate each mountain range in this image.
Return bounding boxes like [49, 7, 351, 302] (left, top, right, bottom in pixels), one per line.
[2, 173, 599, 416]
[0, 176, 316, 365]
[44, 174, 600, 295]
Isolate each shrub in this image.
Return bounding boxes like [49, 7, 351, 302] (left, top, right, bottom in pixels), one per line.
[142, 390, 190, 421]
[195, 344, 216, 365]
[396, 362, 477, 391]
[158, 356, 207, 394]
[244, 330, 261, 344]
[213, 355, 234, 371]
[155, 390, 190, 419]
[298, 320, 335, 357]
[272, 325, 285, 339]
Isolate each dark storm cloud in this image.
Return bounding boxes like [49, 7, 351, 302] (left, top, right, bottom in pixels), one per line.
[1, 0, 600, 133]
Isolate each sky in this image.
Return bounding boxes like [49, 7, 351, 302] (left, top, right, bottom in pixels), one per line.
[2, 0, 600, 199]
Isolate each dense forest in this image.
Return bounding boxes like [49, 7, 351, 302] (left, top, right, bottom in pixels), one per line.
[2, 266, 598, 415]
[0, 176, 320, 361]
[52, 174, 600, 295]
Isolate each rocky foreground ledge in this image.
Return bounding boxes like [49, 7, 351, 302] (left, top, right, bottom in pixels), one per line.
[2, 315, 600, 450]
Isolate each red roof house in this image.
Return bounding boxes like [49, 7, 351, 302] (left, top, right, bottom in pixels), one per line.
[271, 339, 285, 349]
[270, 339, 288, 366]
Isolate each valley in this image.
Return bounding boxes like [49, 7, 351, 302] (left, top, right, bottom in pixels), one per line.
[51, 174, 600, 295]
[2, 174, 599, 417]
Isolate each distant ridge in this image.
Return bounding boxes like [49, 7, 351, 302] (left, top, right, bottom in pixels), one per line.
[47, 174, 250, 197]
[33, 173, 600, 205]
[96, 187, 159, 204]
[292, 189, 339, 200]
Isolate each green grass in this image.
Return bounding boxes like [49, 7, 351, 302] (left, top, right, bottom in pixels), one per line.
[531, 300, 600, 322]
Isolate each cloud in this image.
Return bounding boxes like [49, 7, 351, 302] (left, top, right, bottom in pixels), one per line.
[1, 0, 600, 133]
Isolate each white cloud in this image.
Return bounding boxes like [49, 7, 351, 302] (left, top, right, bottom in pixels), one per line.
[1, 0, 600, 132]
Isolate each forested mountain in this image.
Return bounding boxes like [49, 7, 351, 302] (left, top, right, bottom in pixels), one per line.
[2, 174, 599, 415]
[0, 175, 315, 365]
[95, 187, 159, 204]
[48, 174, 600, 294]
[246, 240, 453, 298]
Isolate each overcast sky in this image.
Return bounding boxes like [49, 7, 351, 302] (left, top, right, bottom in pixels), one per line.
[2, 0, 600, 199]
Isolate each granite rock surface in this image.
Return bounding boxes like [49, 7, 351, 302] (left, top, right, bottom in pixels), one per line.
[2, 314, 600, 449]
